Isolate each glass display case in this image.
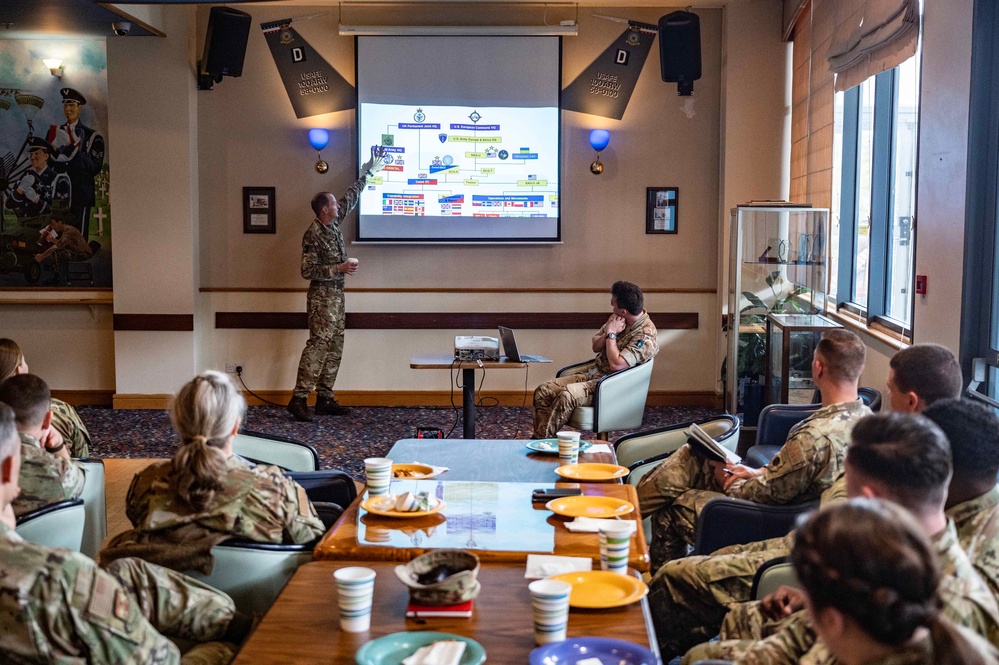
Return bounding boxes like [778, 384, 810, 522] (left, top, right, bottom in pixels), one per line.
[725, 204, 830, 424]
[766, 314, 842, 405]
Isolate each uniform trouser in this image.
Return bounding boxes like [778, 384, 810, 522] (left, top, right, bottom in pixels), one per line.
[636, 445, 726, 570]
[41, 248, 90, 268]
[532, 373, 598, 438]
[647, 536, 792, 660]
[293, 284, 345, 399]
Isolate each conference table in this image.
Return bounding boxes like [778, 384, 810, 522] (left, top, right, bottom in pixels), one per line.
[231, 560, 661, 664]
[386, 437, 620, 483]
[409, 354, 551, 438]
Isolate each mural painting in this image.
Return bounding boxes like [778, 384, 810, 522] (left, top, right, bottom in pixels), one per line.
[0, 40, 111, 287]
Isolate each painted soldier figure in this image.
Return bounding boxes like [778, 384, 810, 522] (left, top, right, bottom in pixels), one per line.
[286, 146, 386, 422]
[46, 87, 105, 239]
[4, 137, 71, 219]
[34, 208, 93, 285]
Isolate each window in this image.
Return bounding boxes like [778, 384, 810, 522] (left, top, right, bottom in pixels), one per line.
[834, 51, 921, 334]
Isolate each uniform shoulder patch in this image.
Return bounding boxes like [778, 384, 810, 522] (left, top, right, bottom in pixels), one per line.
[88, 570, 116, 619]
[297, 486, 311, 517]
[114, 589, 131, 621]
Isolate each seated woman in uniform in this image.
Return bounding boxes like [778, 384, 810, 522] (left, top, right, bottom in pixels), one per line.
[99, 371, 326, 573]
[792, 498, 998, 665]
[0, 337, 92, 458]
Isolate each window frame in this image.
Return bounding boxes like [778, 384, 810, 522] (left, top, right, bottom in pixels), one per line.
[835, 63, 918, 337]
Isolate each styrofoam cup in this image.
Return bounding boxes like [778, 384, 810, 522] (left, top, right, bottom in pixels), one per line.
[364, 457, 393, 497]
[334, 566, 376, 632]
[529, 579, 572, 644]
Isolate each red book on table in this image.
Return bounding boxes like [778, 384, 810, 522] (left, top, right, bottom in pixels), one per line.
[405, 599, 474, 618]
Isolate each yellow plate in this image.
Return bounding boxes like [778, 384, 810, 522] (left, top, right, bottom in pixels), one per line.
[392, 463, 437, 479]
[554, 463, 629, 481]
[545, 495, 635, 518]
[362, 497, 448, 519]
[548, 571, 649, 608]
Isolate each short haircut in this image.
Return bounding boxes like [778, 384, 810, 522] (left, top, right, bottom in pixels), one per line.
[49, 208, 70, 223]
[890, 344, 962, 406]
[0, 374, 51, 429]
[311, 192, 331, 217]
[847, 412, 952, 512]
[0, 402, 17, 460]
[923, 398, 999, 482]
[611, 281, 644, 315]
[815, 329, 866, 383]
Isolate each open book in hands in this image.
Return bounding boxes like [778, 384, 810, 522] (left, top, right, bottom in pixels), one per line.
[687, 422, 742, 465]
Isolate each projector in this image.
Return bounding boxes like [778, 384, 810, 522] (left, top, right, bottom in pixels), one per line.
[454, 335, 500, 361]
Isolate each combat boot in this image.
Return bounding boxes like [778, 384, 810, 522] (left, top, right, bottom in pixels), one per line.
[315, 395, 350, 416]
[286, 396, 313, 422]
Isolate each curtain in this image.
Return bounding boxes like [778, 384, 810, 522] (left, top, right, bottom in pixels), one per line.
[825, 0, 919, 91]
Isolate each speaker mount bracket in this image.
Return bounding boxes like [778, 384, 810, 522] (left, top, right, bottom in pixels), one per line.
[196, 60, 214, 91]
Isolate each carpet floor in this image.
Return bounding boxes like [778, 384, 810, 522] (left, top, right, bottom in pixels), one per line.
[80, 404, 720, 480]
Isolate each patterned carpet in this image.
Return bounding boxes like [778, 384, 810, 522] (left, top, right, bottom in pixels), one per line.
[80, 404, 720, 480]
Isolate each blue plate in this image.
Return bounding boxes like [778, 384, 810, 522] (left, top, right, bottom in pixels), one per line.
[529, 637, 658, 665]
[355, 631, 486, 665]
[526, 439, 594, 454]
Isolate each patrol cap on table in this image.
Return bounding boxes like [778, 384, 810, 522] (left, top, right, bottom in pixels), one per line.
[60, 88, 86, 105]
[26, 137, 54, 154]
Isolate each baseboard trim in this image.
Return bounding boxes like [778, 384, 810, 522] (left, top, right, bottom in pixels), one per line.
[51, 390, 115, 407]
[110, 390, 720, 409]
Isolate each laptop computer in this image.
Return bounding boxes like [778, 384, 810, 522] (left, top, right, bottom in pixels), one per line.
[498, 326, 548, 363]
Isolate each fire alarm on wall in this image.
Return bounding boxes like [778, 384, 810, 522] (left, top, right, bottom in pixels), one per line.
[915, 275, 927, 295]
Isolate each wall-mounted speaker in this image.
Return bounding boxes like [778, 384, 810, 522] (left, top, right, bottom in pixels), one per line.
[658, 11, 701, 96]
[198, 7, 252, 90]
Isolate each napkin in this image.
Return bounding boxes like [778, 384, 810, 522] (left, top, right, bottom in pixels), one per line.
[585, 443, 612, 454]
[563, 517, 638, 534]
[402, 640, 467, 665]
[525, 554, 593, 579]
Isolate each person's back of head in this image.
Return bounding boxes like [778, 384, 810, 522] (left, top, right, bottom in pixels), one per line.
[846, 412, 952, 516]
[889, 344, 962, 412]
[0, 374, 51, 432]
[815, 329, 866, 385]
[611, 281, 644, 315]
[923, 398, 999, 505]
[0, 402, 20, 513]
[169, 371, 246, 512]
[0, 402, 17, 463]
[792, 498, 990, 665]
[0, 339, 25, 382]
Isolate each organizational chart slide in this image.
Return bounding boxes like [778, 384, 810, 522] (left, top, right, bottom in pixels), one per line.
[359, 103, 560, 219]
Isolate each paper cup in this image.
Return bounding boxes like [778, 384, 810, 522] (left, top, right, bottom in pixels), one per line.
[364, 457, 393, 497]
[556, 432, 580, 466]
[599, 521, 633, 575]
[529, 579, 572, 645]
[347, 258, 359, 266]
[334, 567, 376, 632]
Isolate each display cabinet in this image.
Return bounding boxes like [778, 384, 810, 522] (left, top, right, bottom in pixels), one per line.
[765, 313, 842, 405]
[725, 204, 830, 424]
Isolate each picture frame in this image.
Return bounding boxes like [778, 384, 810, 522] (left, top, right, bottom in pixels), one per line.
[243, 186, 276, 234]
[646, 186, 678, 234]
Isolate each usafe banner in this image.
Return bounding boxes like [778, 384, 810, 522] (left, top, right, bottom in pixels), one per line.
[562, 20, 659, 120]
[261, 18, 354, 119]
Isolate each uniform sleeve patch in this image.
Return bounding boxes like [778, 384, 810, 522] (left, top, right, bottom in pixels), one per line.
[88, 571, 116, 619]
[297, 486, 311, 517]
[114, 589, 131, 621]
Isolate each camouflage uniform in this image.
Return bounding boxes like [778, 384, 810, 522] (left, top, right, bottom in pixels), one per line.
[647, 476, 848, 660]
[532, 312, 658, 438]
[639, 400, 870, 569]
[50, 397, 92, 458]
[0, 523, 237, 664]
[12, 432, 86, 518]
[292, 176, 369, 400]
[99, 455, 326, 573]
[682, 519, 999, 663]
[951, 485, 999, 598]
[40, 224, 93, 266]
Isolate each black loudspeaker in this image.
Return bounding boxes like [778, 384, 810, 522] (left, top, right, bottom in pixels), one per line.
[659, 10, 702, 96]
[199, 7, 252, 88]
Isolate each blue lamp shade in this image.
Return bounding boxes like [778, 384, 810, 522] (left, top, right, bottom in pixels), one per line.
[589, 129, 610, 152]
[308, 128, 330, 151]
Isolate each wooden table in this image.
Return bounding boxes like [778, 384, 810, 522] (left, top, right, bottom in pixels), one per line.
[232, 560, 660, 664]
[387, 438, 619, 483]
[410, 354, 549, 438]
[314, 481, 650, 573]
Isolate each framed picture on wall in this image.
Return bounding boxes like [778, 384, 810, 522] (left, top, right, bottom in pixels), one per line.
[646, 187, 678, 234]
[243, 187, 276, 234]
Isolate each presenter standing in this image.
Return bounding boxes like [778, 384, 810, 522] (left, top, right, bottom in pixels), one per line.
[287, 146, 386, 422]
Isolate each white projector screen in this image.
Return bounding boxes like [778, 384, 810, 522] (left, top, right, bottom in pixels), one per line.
[355, 36, 562, 242]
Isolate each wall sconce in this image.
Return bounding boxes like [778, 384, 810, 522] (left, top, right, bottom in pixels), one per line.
[589, 129, 610, 175]
[309, 128, 330, 173]
[43, 58, 64, 78]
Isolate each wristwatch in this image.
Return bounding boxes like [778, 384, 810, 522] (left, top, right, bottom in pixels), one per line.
[608, 332, 617, 340]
